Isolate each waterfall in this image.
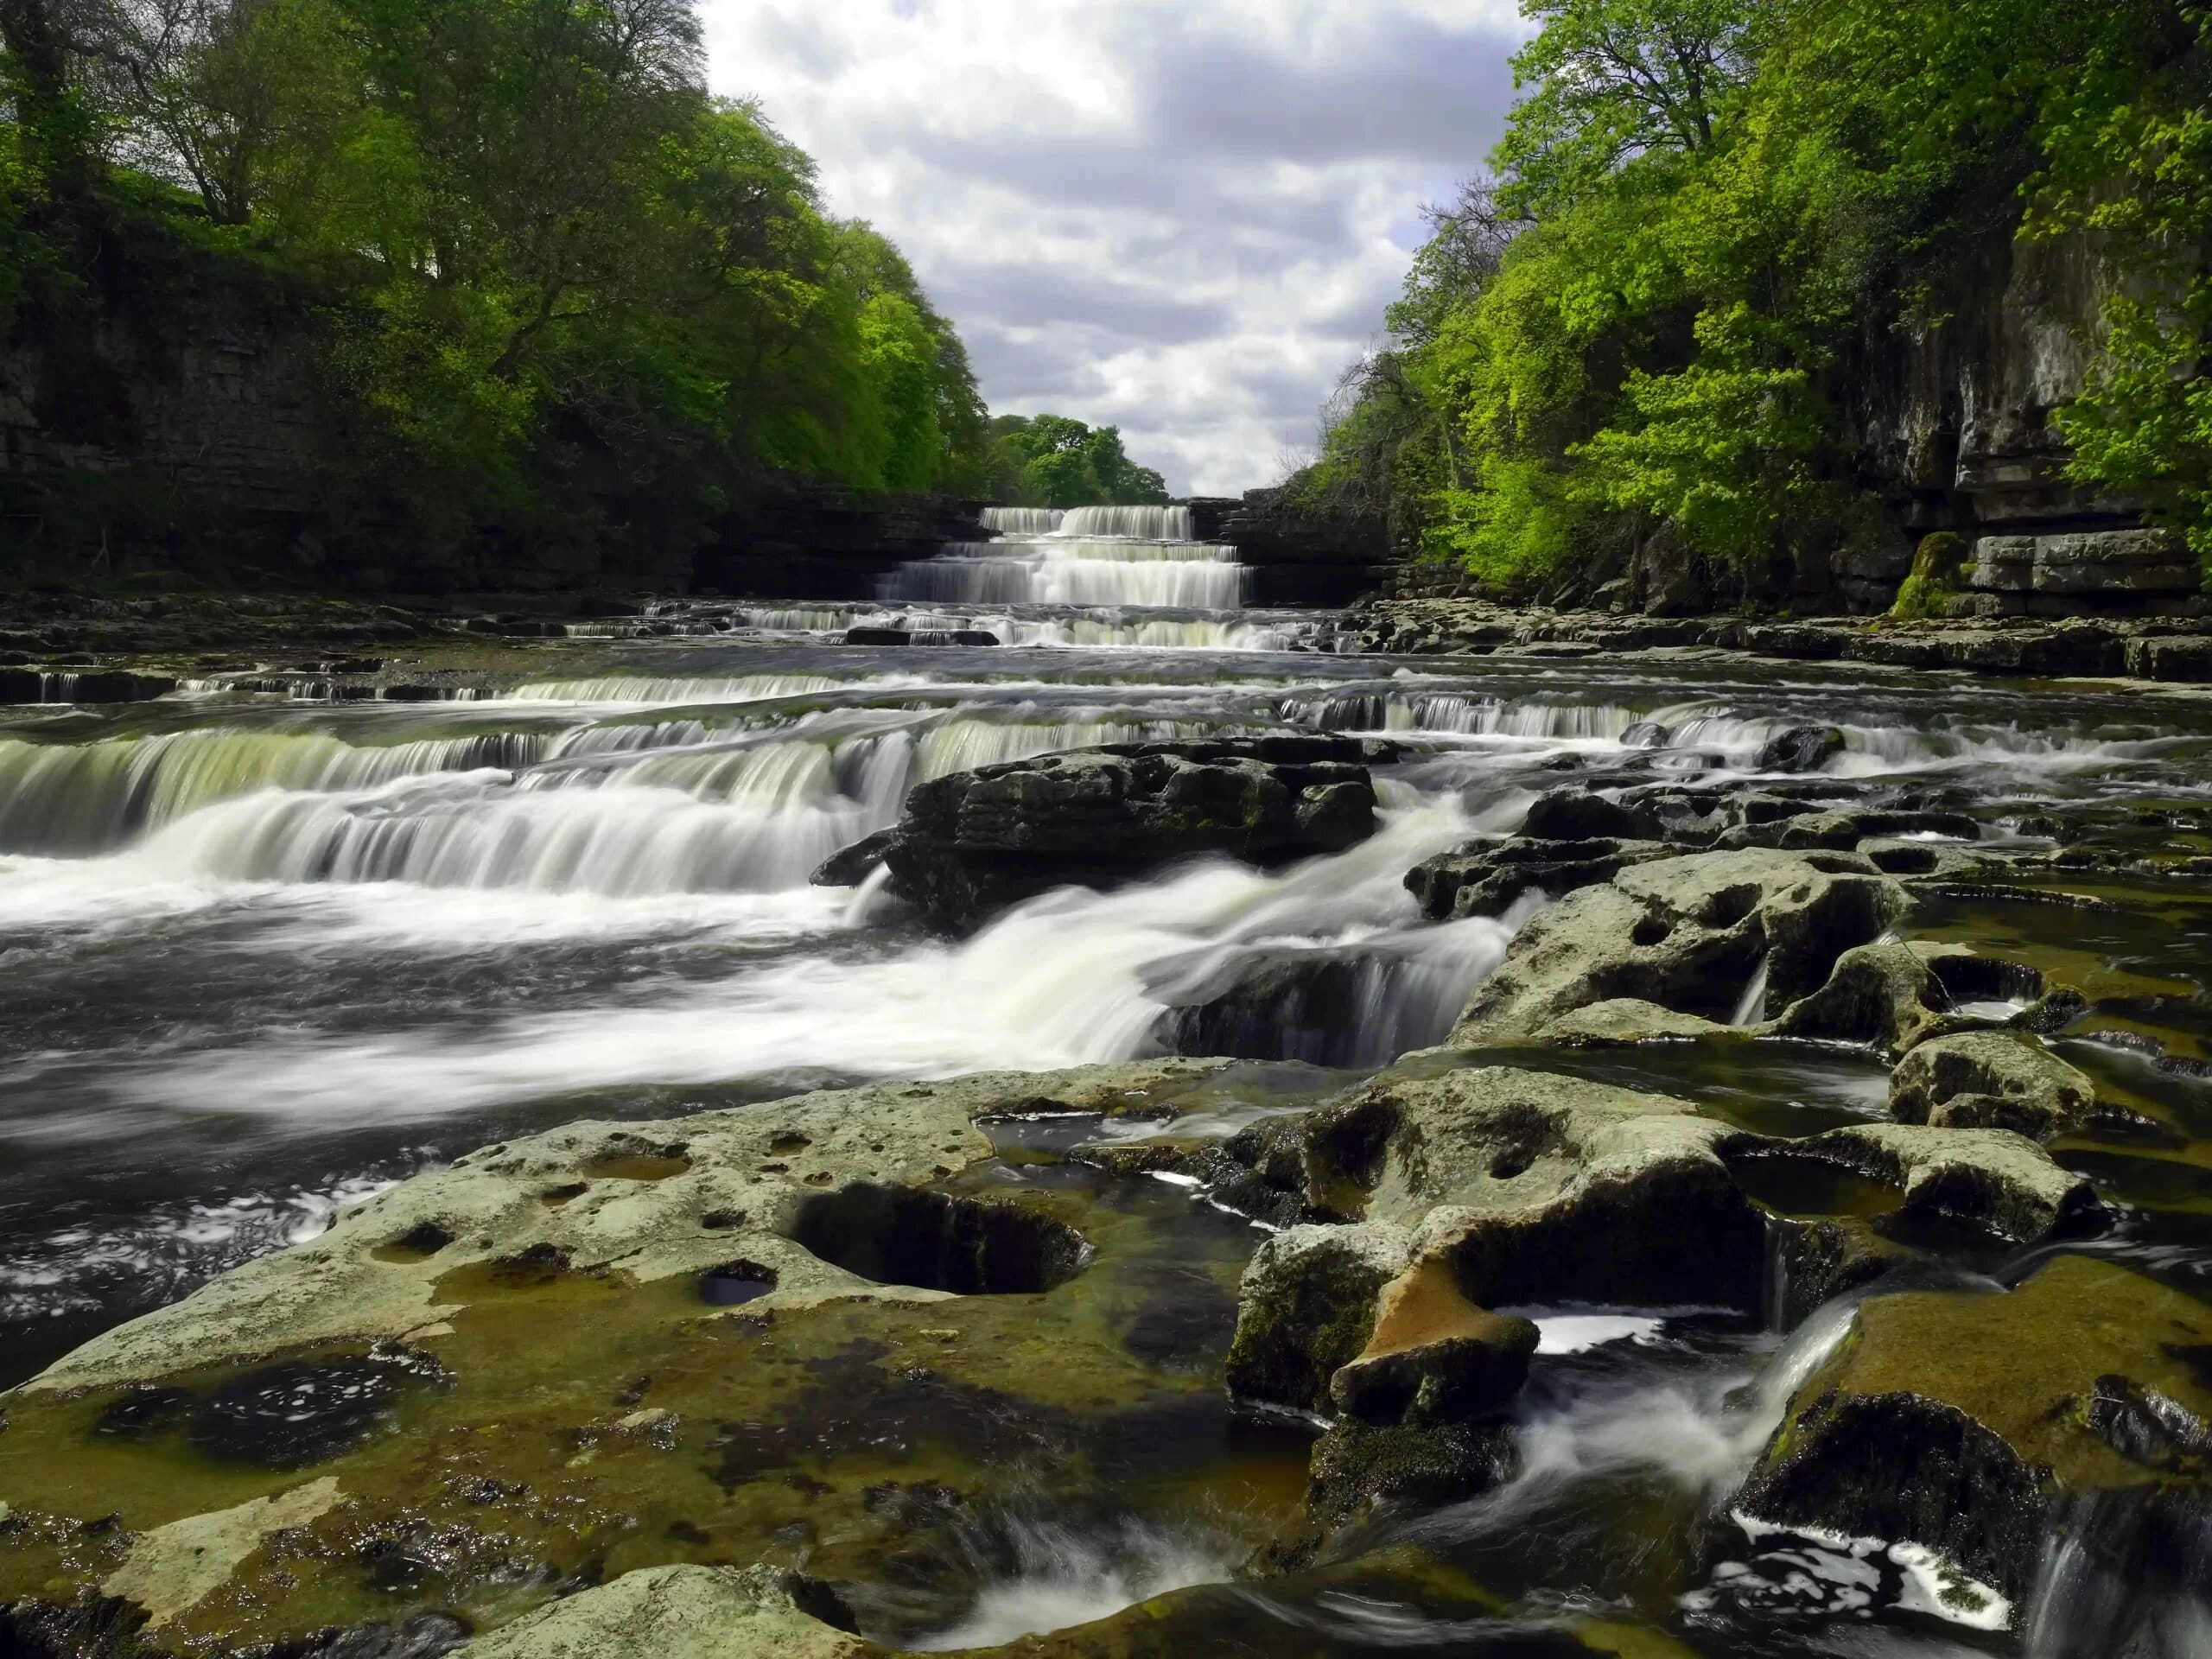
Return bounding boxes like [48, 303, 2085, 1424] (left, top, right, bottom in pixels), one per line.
[89, 710, 1216, 893]
[1732, 957, 1770, 1027]
[0, 730, 556, 856]
[1055, 505, 1193, 541]
[981, 507, 1065, 534]
[881, 539, 1246, 611]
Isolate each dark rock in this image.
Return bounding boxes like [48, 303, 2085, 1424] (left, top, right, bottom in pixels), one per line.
[845, 740, 1391, 930]
[842, 627, 911, 645]
[1405, 836, 1675, 920]
[2127, 634, 2212, 683]
[1738, 1255, 2212, 1603]
[1325, 1258, 1538, 1427]
[810, 830, 898, 888]
[1297, 1418, 1515, 1550]
[1753, 727, 1846, 774]
[1637, 522, 1709, 616]
[1224, 1224, 1414, 1416]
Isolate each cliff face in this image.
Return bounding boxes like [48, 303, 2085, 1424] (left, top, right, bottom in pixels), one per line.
[0, 308, 325, 520]
[1827, 217, 2200, 615]
[1187, 493, 1388, 606]
[0, 236, 985, 598]
[0, 229, 334, 574]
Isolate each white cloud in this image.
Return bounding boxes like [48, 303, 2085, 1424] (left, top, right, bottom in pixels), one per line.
[700, 1, 1526, 495]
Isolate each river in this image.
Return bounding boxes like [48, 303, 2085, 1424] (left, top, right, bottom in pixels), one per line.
[3, 511, 2210, 1653]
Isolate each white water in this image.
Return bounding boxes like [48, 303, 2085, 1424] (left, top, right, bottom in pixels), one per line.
[1732, 959, 1770, 1027]
[887, 505, 1238, 611]
[885, 541, 1246, 609]
[979, 506, 1065, 535]
[734, 604, 1306, 652]
[79, 798, 1509, 1120]
[914, 1517, 1230, 1649]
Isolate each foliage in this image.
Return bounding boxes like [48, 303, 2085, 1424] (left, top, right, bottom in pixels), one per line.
[1888, 531, 1966, 620]
[983, 413, 1172, 508]
[0, 0, 1000, 584]
[1294, 0, 2212, 595]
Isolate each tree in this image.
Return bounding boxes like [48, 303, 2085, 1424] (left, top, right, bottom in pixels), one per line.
[1494, 0, 1771, 218]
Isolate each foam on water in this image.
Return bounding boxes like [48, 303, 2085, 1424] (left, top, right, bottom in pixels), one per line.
[96, 799, 1508, 1120]
[912, 1516, 1230, 1649]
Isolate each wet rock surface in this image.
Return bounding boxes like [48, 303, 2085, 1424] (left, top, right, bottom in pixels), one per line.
[1341, 596, 2212, 683]
[1452, 848, 1910, 1046]
[1738, 1255, 2212, 1601]
[817, 738, 1395, 929]
[10, 620, 2212, 1655]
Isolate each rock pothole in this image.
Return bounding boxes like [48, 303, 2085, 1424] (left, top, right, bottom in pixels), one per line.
[789, 1185, 1090, 1294]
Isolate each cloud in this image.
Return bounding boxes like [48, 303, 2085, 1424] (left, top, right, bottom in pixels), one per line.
[699, 0, 1526, 495]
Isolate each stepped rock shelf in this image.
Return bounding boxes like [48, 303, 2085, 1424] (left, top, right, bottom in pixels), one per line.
[6, 569, 2212, 1656]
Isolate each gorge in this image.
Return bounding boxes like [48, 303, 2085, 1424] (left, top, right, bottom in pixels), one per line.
[6, 0, 2212, 1653]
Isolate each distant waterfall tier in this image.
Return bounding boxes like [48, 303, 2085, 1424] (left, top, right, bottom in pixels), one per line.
[977, 505, 1196, 541]
[884, 537, 1246, 610]
[979, 507, 1064, 535]
[1056, 505, 1193, 540]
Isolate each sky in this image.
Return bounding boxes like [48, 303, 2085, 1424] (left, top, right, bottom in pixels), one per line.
[700, 0, 1529, 498]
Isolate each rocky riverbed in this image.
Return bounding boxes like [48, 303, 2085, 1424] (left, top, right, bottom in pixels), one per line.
[5, 598, 2212, 1656]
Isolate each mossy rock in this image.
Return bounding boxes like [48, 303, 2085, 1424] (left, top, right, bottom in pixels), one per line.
[1887, 532, 1967, 622]
[0, 1062, 1301, 1657]
[1738, 1255, 2212, 1598]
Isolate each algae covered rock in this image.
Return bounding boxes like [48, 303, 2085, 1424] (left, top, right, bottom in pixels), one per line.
[1796, 1121, 2104, 1243]
[1890, 1030, 2098, 1140]
[1224, 1221, 1414, 1415]
[1327, 1258, 1538, 1427]
[1319, 1065, 1769, 1313]
[0, 1059, 1262, 1658]
[1737, 1255, 2212, 1601]
[454, 1565, 868, 1659]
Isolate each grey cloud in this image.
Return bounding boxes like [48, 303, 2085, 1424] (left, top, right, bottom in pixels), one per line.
[726, 5, 1524, 492]
[927, 258, 1235, 344]
[1141, 22, 1521, 167]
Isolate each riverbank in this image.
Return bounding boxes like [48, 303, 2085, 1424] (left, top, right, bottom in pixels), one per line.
[1342, 595, 2212, 683]
[13, 584, 2212, 708]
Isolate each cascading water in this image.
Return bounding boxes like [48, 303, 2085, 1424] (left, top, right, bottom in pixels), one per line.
[883, 502, 1245, 613]
[10, 631, 2212, 1653]
[980, 506, 1065, 534]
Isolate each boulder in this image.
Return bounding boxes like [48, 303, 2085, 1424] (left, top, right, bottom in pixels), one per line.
[2126, 634, 2212, 683]
[1752, 727, 1846, 774]
[1404, 836, 1675, 920]
[1224, 1221, 1415, 1415]
[1890, 1030, 2099, 1140]
[1736, 1255, 2212, 1602]
[1795, 1122, 2102, 1243]
[1326, 1258, 1539, 1427]
[1452, 849, 1908, 1046]
[832, 739, 1392, 929]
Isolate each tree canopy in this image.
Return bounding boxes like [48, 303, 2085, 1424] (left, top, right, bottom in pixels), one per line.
[0, 0, 1000, 582]
[981, 413, 1173, 509]
[1282, 0, 2212, 591]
